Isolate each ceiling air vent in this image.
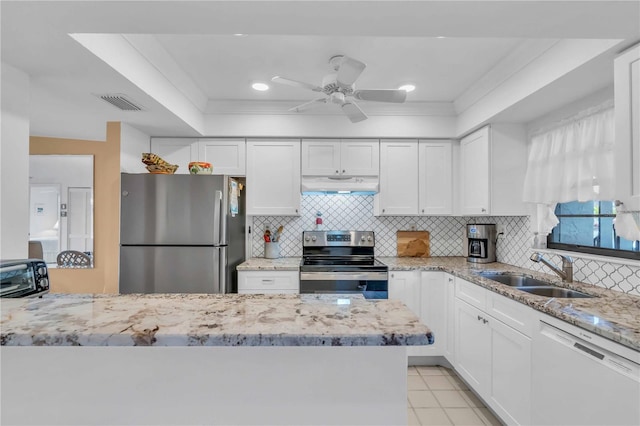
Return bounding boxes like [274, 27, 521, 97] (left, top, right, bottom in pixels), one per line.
[97, 94, 144, 111]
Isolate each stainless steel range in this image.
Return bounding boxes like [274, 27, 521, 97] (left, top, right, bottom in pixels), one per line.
[300, 230, 388, 299]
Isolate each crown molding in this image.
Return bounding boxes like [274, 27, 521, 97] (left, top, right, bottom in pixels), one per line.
[204, 100, 456, 116]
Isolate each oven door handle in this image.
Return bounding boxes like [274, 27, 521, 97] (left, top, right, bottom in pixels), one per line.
[300, 272, 388, 281]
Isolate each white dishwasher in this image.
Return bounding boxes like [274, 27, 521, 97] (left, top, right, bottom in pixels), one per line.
[532, 320, 640, 426]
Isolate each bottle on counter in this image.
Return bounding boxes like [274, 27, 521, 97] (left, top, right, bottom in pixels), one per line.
[315, 212, 323, 230]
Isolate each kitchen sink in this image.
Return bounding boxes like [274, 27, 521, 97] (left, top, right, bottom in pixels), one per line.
[477, 272, 595, 298]
[478, 272, 551, 287]
[517, 286, 594, 298]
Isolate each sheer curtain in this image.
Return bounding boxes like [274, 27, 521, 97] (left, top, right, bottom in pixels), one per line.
[523, 101, 616, 234]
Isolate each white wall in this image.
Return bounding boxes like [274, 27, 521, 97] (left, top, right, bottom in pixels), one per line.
[1, 63, 30, 259]
[120, 123, 150, 173]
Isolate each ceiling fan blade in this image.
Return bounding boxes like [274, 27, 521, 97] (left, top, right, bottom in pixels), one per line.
[288, 97, 327, 112]
[341, 101, 368, 123]
[336, 56, 366, 87]
[353, 89, 407, 103]
[272, 76, 323, 92]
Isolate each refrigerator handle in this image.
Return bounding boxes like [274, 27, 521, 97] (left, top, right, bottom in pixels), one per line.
[213, 190, 223, 244]
[218, 246, 227, 293]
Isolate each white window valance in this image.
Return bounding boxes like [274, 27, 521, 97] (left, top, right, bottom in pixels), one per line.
[523, 100, 617, 235]
[523, 100, 616, 205]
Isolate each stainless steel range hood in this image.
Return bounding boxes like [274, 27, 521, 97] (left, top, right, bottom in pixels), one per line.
[301, 176, 379, 195]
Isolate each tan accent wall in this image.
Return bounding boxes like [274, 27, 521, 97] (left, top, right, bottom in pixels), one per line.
[30, 122, 121, 293]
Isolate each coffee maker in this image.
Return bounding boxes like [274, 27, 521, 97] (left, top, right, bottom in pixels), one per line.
[465, 224, 497, 263]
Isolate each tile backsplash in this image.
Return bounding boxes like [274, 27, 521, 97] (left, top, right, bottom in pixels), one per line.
[251, 194, 640, 296]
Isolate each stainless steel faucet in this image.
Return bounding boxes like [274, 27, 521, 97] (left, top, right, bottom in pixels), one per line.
[530, 252, 573, 283]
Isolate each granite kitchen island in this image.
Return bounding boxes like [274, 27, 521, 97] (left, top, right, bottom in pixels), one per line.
[1, 293, 432, 425]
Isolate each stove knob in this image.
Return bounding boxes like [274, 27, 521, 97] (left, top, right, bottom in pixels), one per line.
[304, 236, 310, 242]
[311, 236, 317, 242]
[360, 235, 366, 242]
[367, 236, 373, 242]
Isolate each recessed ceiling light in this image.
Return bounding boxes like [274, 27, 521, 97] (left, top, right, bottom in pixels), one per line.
[436, 36, 446, 39]
[252, 82, 270, 91]
[233, 33, 247, 37]
[398, 84, 416, 93]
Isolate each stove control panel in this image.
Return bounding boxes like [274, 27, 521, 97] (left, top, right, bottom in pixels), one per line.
[302, 231, 375, 247]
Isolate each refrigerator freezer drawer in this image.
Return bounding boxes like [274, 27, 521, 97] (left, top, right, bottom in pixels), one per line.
[120, 246, 224, 294]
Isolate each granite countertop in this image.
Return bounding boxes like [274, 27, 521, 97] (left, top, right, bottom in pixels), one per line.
[238, 256, 640, 351]
[0, 293, 433, 347]
[237, 257, 301, 271]
[379, 257, 640, 351]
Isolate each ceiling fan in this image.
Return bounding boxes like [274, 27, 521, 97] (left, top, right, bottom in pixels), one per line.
[271, 55, 407, 123]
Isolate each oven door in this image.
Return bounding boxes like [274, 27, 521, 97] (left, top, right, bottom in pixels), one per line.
[0, 263, 37, 298]
[299, 271, 388, 299]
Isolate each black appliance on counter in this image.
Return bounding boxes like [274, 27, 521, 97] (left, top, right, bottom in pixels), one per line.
[0, 259, 49, 298]
[299, 230, 388, 299]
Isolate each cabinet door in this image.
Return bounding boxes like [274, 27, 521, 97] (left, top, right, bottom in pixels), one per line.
[444, 274, 456, 365]
[340, 139, 379, 176]
[377, 140, 419, 215]
[418, 141, 453, 215]
[388, 271, 420, 317]
[301, 139, 341, 176]
[246, 140, 301, 216]
[455, 298, 491, 396]
[615, 43, 640, 210]
[488, 317, 531, 426]
[150, 138, 197, 174]
[198, 139, 246, 175]
[420, 271, 446, 356]
[460, 127, 490, 215]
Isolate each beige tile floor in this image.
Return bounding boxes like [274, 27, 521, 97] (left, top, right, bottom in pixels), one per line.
[407, 366, 503, 426]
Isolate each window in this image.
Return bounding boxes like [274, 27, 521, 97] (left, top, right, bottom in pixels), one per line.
[548, 201, 640, 260]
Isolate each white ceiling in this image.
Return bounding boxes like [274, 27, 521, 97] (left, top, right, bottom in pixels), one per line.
[155, 35, 522, 102]
[1, 1, 639, 141]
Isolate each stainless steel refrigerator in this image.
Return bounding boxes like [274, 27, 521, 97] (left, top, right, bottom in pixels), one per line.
[119, 173, 245, 294]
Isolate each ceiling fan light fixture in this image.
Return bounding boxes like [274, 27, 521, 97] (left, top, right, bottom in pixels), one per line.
[252, 82, 270, 91]
[398, 84, 416, 92]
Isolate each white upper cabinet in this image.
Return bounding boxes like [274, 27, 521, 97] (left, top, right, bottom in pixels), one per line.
[460, 128, 491, 215]
[150, 138, 246, 175]
[615, 43, 640, 211]
[246, 139, 301, 216]
[419, 140, 453, 215]
[376, 139, 454, 216]
[340, 139, 379, 176]
[150, 138, 198, 174]
[301, 139, 341, 176]
[376, 140, 419, 215]
[460, 125, 527, 216]
[198, 139, 246, 175]
[301, 139, 379, 177]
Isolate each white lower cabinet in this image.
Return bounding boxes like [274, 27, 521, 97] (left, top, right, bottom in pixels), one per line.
[455, 298, 491, 394]
[389, 270, 447, 357]
[388, 271, 421, 317]
[454, 277, 531, 425]
[443, 273, 456, 363]
[237, 271, 299, 294]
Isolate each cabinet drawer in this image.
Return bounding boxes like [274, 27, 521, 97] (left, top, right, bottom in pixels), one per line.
[455, 277, 487, 310]
[238, 271, 299, 293]
[487, 291, 533, 337]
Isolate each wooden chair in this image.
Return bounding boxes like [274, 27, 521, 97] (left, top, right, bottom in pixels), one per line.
[56, 250, 91, 268]
[28, 241, 44, 260]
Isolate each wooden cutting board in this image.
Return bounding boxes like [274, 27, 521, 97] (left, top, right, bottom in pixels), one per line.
[397, 231, 430, 257]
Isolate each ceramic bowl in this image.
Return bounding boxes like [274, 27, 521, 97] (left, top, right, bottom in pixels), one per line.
[188, 162, 213, 175]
